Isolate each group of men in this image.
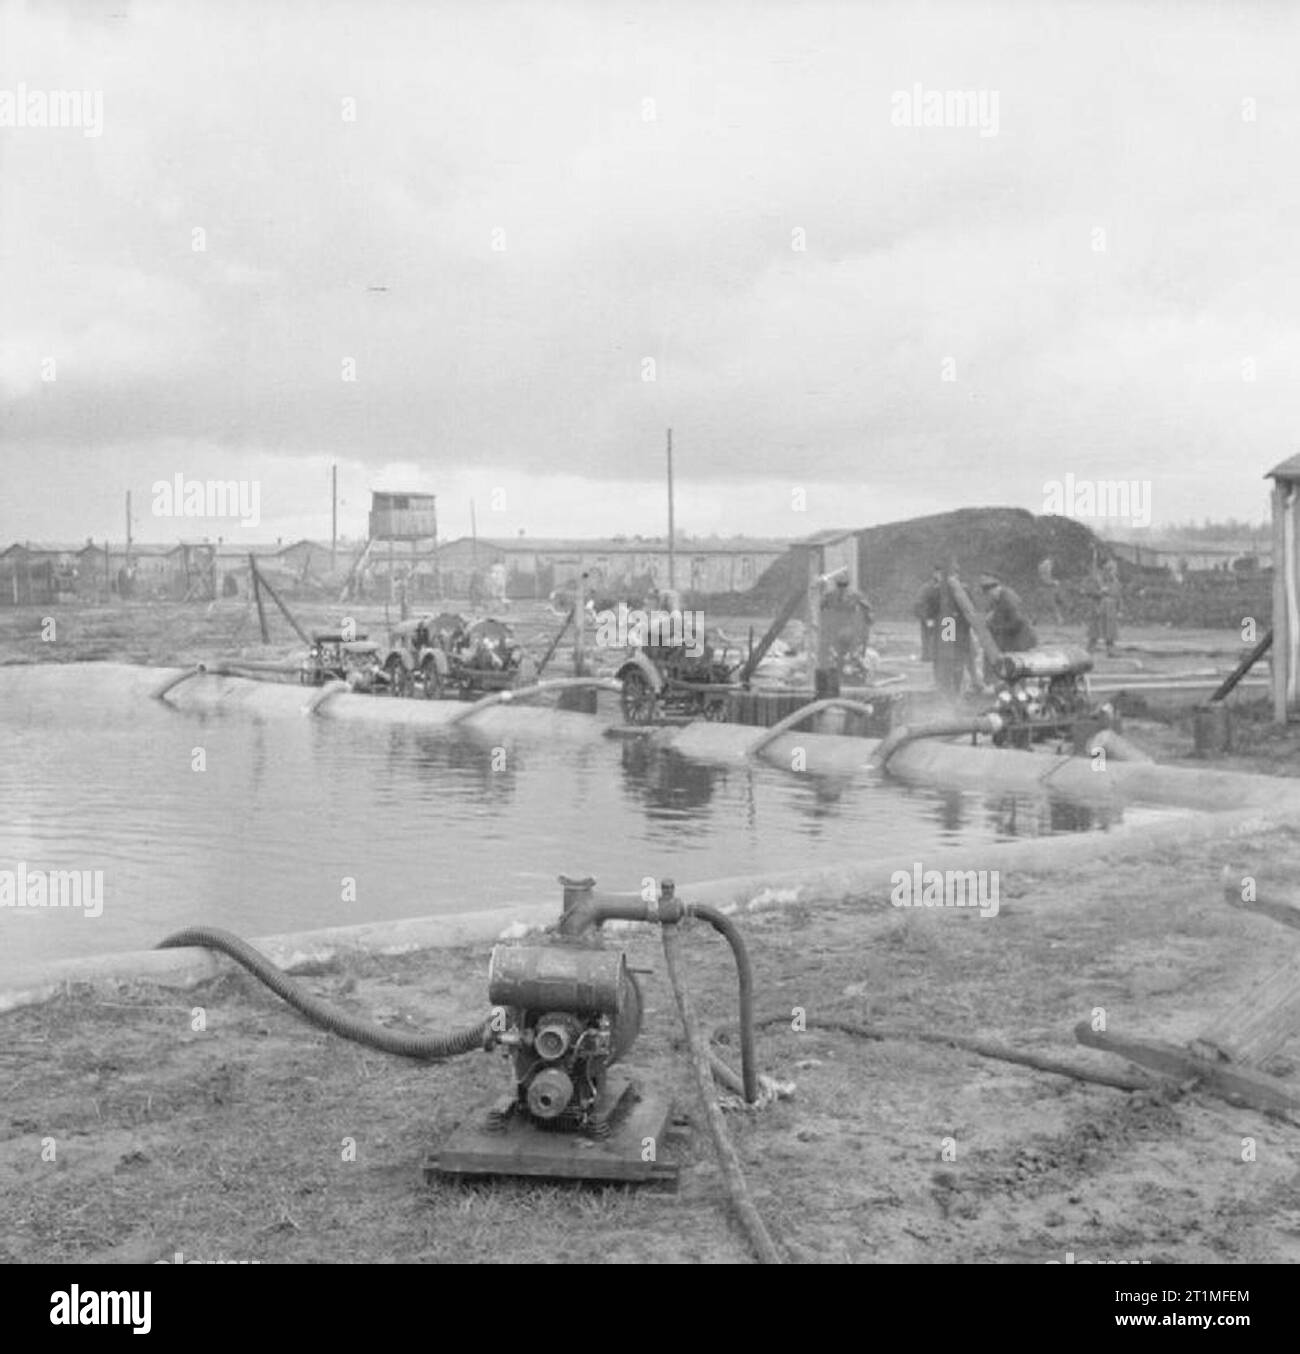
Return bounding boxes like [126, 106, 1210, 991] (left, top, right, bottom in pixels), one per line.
[914, 556, 1123, 694]
[814, 565, 1048, 698]
[913, 568, 1032, 696]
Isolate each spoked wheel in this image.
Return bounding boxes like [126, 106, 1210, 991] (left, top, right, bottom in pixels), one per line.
[621, 670, 657, 725]
[385, 655, 410, 697]
[421, 656, 443, 700]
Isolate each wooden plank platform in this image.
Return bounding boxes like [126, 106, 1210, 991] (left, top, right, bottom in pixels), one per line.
[426, 1077, 682, 1186]
[1075, 874, 1300, 1119]
[1075, 1022, 1300, 1119]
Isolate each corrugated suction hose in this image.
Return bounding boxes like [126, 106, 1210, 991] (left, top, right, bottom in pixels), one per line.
[157, 926, 490, 1059]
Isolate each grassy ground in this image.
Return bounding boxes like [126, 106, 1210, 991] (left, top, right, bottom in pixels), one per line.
[2, 602, 1297, 1263]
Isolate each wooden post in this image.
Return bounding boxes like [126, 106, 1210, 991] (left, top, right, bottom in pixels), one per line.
[1210, 628, 1272, 703]
[807, 547, 824, 694]
[1272, 482, 1288, 723]
[535, 607, 573, 678]
[250, 553, 270, 643]
[666, 429, 675, 594]
[573, 571, 587, 675]
[255, 563, 313, 646]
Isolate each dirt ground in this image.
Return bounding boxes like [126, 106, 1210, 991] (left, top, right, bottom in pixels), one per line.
[0, 594, 1257, 681]
[2, 602, 1298, 1263]
[3, 815, 1300, 1264]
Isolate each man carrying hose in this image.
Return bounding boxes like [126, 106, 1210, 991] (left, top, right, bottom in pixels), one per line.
[980, 574, 1038, 660]
[934, 568, 979, 697]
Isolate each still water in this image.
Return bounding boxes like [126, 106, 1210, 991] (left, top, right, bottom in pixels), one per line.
[0, 686, 1128, 982]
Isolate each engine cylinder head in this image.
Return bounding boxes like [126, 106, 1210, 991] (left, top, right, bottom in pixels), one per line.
[533, 1015, 578, 1062]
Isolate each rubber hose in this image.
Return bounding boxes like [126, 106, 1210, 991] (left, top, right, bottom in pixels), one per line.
[157, 926, 490, 1060]
[874, 715, 999, 770]
[661, 923, 783, 1264]
[684, 903, 759, 1104]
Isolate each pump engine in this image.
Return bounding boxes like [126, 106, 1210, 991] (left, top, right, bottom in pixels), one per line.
[484, 939, 643, 1131]
[986, 646, 1113, 748]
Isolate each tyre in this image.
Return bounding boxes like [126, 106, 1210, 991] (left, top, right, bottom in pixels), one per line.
[384, 654, 408, 697]
[621, 670, 657, 725]
[421, 656, 443, 700]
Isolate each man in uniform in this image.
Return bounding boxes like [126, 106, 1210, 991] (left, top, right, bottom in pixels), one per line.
[817, 574, 873, 692]
[1038, 555, 1064, 625]
[914, 567, 944, 661]
[1083, 558, 1121, 656]
[980, 574, 1038, 654]
[915, 565, 977, 696]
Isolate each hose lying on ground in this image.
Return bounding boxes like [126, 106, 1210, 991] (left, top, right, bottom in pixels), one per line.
[661, 922, 784, 1265]
[737, 1012, 1155, 1093]
[157, 926, 490, 1060]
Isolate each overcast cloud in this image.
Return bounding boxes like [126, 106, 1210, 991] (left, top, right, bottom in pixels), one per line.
[1, 1, 1297, 544]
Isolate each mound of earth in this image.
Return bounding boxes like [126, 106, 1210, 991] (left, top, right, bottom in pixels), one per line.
[745, 508, 1109, 620]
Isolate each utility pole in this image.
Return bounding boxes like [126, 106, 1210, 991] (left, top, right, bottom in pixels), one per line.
[470, 499, 478, 569]
[666, 428, 675, 593]
[125, 490, 132, 566]
[573, 571, 587, 676]
[331, 463, 338, 573]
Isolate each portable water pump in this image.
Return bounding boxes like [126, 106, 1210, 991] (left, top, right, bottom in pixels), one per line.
[425, 875, 759, 1186]
[482, 938, 644, 1133]
[159, 876, 757, 1193]
[986, 645, 1114, 749]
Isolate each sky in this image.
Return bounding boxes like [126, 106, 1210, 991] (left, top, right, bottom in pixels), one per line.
[1, 0, 1297, 546]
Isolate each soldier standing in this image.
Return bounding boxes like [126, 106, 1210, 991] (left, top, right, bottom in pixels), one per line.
[1038, 555, 1064, 625]
[818, 574, 873, 691]
[1100, 558, 1121, 655]
[1084, 559, 1120, 656]
[934, 569, 979, 697]
[914, 567, 944, 661]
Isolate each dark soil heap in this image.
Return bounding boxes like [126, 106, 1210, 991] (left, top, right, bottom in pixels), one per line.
[742, 508, 1106, 620]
